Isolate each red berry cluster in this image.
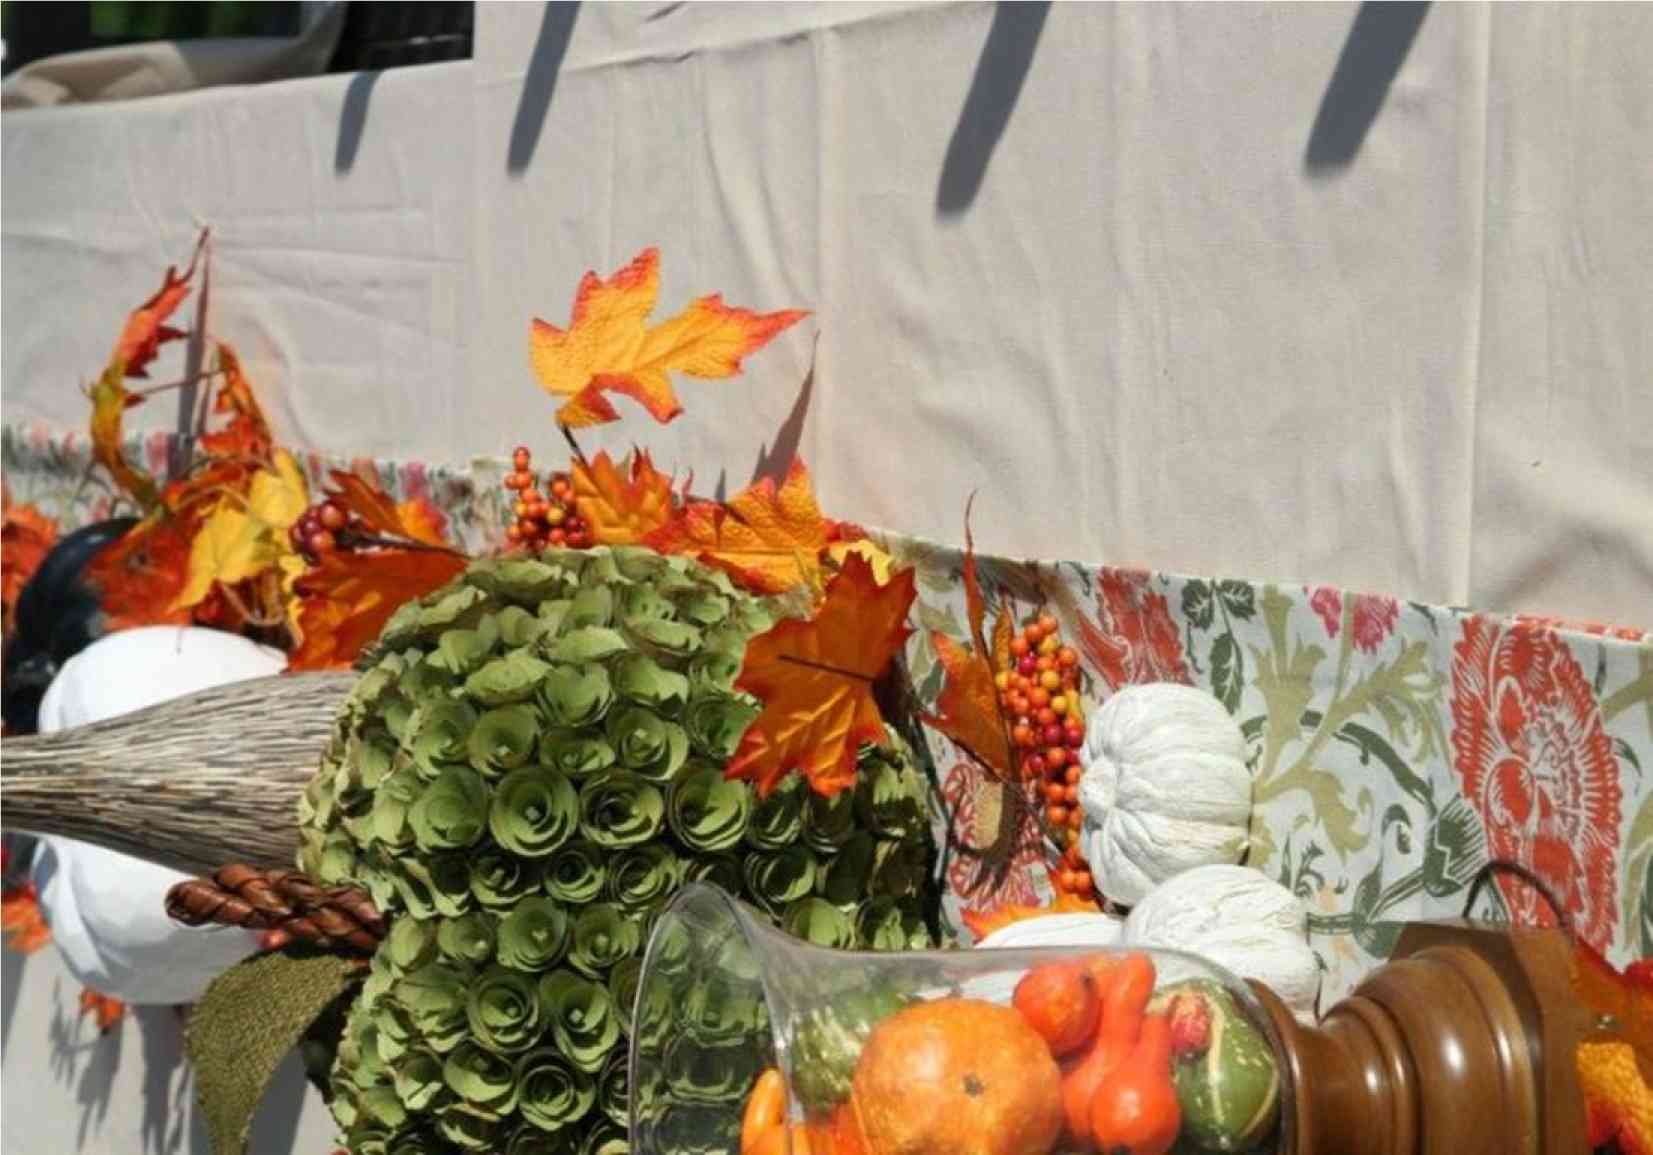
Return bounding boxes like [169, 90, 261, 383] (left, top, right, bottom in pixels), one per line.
[996, 612, 1093, 899]
[503, 446, 591, 550]
[288, 499, 359, 563]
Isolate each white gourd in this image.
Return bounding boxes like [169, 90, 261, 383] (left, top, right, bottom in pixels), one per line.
[1077, 683, 1253, 906]
[975, 912, 1125, 950]
[1124, 864, 1322, 1022]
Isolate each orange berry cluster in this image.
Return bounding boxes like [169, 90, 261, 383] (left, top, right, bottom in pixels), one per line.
[502, 446, 591, 550]
[995, 612, 1094, 900]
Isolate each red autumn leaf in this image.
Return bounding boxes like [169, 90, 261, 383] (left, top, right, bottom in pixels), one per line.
[528, 247, 807, 427]
[112, 229, 206, 378]
[288, 547, 468, 670]
[2, 488, 58, 635]
[922, 632, 1014, 781]
[959, 891, 1102, 942]
[78, 988, 126, 1034]
[197, 343, 272, 459]
[572, 450, 675, 545]
[726, 553, 916, 797]
[1, 883, 51, 954]
[324, 471, 449, 547]
[645, 458, 836, 595]
[83, 513, 197, 631]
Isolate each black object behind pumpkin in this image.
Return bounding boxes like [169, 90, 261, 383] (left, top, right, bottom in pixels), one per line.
[1, 518, 137, 735]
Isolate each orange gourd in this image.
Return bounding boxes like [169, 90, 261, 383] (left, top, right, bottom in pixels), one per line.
[1090, 1014, 1181, 1155]
[1060, 952, 1156, 1146]
[743, 1068, 790, 1155]
[850, 997, 1064, 1155]
[1014, 962, 1102, 1057]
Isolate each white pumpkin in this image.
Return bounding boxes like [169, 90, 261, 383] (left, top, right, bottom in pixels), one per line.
[1078, 683, 1252, 906]
[30, 626, 285, 1005]
[975, 912, 1125, 950]
[1124, 864, 1321, 1022]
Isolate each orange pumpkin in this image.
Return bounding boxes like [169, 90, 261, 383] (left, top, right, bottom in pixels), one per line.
[850, 998, 1063, 1155]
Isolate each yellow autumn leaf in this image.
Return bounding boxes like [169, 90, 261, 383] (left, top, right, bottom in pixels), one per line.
[172, 451, 308, 610]
[825, 539, 895, 586]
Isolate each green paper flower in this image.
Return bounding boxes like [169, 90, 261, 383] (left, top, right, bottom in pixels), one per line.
[496, 605, 549, 649]
[782, 898, 856, 949]
[437, 1103, 503, 1152]
[399, 653, 454, 705]
[386, 917, 438, 973]
[497, 897, 570, 972]
[607, 958, 643, 1033]
[437, 913, 498, 966]
[465, 966, 544, 1055]
[470, 848, 542, 912]
[641, 1106, 740, 1155]
[677, 973, 766, 1045]
[387, 1129, 446, 1155]
[538, 970, 622, 1073]
[580, 1121, 630, 1155]
[543, 841, 607, 905]
[429, 616, 502, 675]
[358, 1085, 408, 1128]
[855, 896, 932, 951]
[394, 853, 474, 918]
[741, 846, 817, 910]
[686, 649, 743, 695]
[394, 963, 473, 1053]
[407, 701, 479, 777]
[645, 917, 694, 980]
[490, 767, 579, 858]
[468, 558, 564, 604]
[596, 1051, 629, 1127]
[504, 1126, 573, 1155]
[871, 839, 927, 899]
[566, 584, 615, 629]
[537, 664, 615, 729]
[617, 583, 674, 624]
[855, 750, 929, 841]
[663, 1036, 762, 1105]
[803, 787, 857, 853]
[626, 617, 704, 658]
[604, 706, 689, 783]
[370, 769, 423, 851]
[410, 767, 490, 851]
[443, 1041, 519, 1112]
[544, 627, 630, 664]
[682, 693, 759, 762]
[350, 733, 398, 791]
[819, 833, 876, 908]
[632, 971, 674, 1049]
[681, 855, 742, 895]
[568, 903, 640, 978]
[744, 775, 804, 850]
[468, 705, 541, 776]
[466, 651, 553, 706]
[515, 1048, 596, 1132]
[666, 768, 751, 853]
[611, 653, 691, 715]
[392, 1051, 447, 1112]
[374, 1001, 416, 1064]
[540, 730, 617, 778]
[674, 589, 731, 628]
[607, 844, 680, 910]
[579, 771, 665, 849]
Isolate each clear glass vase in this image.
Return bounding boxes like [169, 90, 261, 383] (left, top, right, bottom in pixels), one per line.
[629, 882, 1291, 1155]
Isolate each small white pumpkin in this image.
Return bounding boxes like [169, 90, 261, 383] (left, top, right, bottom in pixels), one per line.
[1124, 864, 1321, 1022]
[1078, 683, 1252, 906]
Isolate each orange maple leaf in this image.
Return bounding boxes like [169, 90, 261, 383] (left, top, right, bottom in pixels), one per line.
[645, 458, 835, 595]
[726, 553, 915, 797]
[89, 363, 158, 508]
[78, 988, 126, 1034]
[528, 248, 807, 428]
[571, 450, 675, 545]
[324, 471, 450, 547]
[112, 229, 205, 378]
[1, 883, 51, 954]
[921, 506, 1015, 779]
[197, 343, 272, 459]
[288, 547, 468, 670]
[959, 891, 1102, 942]
[2, 489, 58, 634]
[1574, 942, 1653, 1062]
[83, 513, 197, 631]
